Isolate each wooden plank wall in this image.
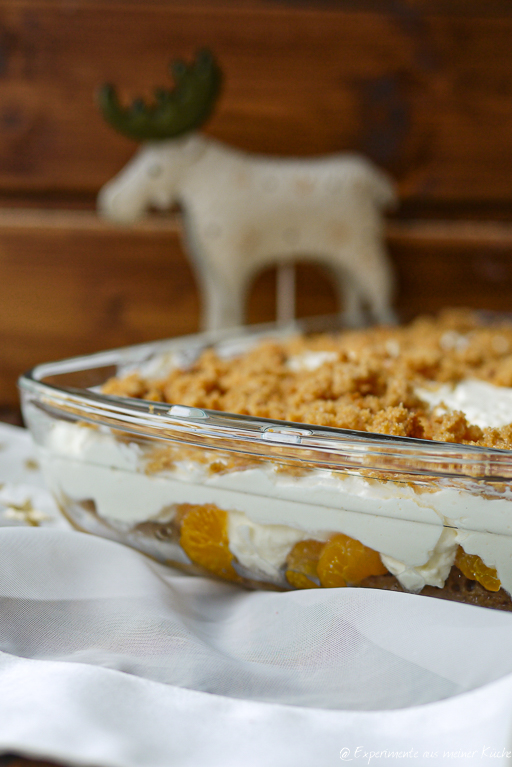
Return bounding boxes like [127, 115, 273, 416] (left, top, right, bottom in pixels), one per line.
[2, 0, 512, 408]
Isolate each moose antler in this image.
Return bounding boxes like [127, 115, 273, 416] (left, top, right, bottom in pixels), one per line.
[97, 49, 222, 141]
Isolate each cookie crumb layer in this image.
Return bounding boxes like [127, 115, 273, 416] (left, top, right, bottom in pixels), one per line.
[103, 309, 512, 449]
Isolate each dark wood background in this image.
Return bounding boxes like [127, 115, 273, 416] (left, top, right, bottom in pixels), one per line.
[2, 0, 512, 413]
[1, 2, 512, 763]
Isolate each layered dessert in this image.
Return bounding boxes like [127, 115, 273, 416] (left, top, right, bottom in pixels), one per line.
[33, 310, 512, 609]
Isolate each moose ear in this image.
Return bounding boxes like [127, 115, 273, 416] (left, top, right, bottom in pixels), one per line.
[97, 49, 222, 142]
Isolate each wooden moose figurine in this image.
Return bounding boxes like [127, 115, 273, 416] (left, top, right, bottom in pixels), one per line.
[98, 50, 397, 330]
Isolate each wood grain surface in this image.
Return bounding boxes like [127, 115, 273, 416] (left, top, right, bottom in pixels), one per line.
[0, 0, 511, 412]
[0, 0, 511, 212]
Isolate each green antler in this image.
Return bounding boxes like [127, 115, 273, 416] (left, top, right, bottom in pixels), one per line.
[97, 49, 222, 141]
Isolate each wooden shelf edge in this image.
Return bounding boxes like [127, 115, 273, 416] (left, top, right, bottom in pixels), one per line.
[1, 207, 512, 247]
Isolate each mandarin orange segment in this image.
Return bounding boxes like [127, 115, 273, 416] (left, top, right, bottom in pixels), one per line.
[174, 503, 195, 528]
[455, 546, 501, 592]
[285, 539, 324, 589]
[179, 503, 239, 582]
[317, 533, 387, 588]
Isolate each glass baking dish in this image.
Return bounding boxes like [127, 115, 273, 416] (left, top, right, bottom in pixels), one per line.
[18, 318, 512, 610]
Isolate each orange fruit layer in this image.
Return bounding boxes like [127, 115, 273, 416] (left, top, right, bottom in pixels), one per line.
[178, 503, 239, 582]
[178, 507, 504, 596]
[285, 539, 325, 589]
[179, 505, 386, 589]
[455, 546, 501, 592]
[317, 533, 388, 588]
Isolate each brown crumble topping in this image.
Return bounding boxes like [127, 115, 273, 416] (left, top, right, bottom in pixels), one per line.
[102, 309, 512, 449]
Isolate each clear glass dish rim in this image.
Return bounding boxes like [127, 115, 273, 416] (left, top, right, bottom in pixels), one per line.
[18, 315, 512, 480]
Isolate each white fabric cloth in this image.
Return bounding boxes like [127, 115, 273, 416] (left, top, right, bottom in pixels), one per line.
[1, 423, 512, 765]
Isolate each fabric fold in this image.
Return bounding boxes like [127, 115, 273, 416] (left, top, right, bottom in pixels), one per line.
[1, 423, 512, 765]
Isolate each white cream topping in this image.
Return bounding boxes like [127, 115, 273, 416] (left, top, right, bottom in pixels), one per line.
[286, 350, 337, 372]
[40, 375, 512, 596]
[381, 528, 459, 594]
[416, 379, 512, 429]
[227, 512, 328, 580]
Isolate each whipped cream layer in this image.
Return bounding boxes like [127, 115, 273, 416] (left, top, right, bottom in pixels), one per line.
[416, 379, 512, 429]
[40, 388, 512, 594]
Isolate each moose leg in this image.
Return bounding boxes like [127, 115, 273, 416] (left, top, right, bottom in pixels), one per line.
[328, 262, 366, 327]
[341, 273, 367, 327]
[348, 240, 397, 325]
[181, 216, 248, 331]
[198, 268, 250, 331]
